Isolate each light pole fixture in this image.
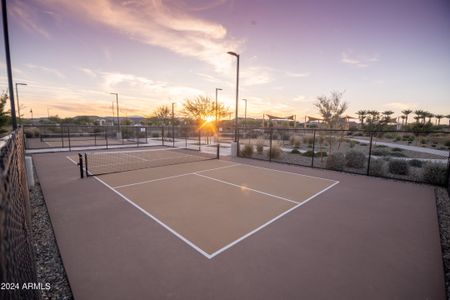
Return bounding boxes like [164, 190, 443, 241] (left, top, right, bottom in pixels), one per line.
[15, 82, 27, 123]
[2, 0, 17, 129]
[30, 108, 33, 122]
[227, 51, 240, 142]
[110, 92, 120, 131]
[215, 88, 222, 127]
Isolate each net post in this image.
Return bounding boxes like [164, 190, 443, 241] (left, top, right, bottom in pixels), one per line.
[78, 153, 84, 178]
[172, 122, 175, 148]
[216, 143, 220, 159]
[136, 126, 139, 148]
[269, 127, 273, 162]
[198, 129, 201, 151]
[61, 126, 65, 148]
[84, 153, 89, 177]
[94, 128, 97, 146]
[162, 126, 165, 146]
[105, 127, 109, 150]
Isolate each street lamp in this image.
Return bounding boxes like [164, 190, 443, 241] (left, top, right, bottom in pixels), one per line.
[110, 92, 119, 131]
[227, 51, 240, 142]
[30, 108, 33, 122]
[15, 82, 27, 123]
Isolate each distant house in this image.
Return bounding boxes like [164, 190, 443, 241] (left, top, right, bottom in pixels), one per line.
[97, 119, 106, 126]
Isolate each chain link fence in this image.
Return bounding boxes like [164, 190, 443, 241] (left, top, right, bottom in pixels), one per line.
[237, 127, 450, 188]
[1, 128, 39, 300]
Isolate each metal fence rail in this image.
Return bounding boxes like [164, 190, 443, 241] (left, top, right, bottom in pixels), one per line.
[0, 128, 39, 300]
[236, 127, 450, 188]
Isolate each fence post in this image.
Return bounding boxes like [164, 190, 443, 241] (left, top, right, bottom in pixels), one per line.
[136, 127, 139, 148]
[61, 126, 65, 148]
[84, 153, 89, 177]
[172, 122, 175, 148]
[162, 126, 165, 146]
[67, 126, 71, 151]
[446, 150, 450, 194]
[78, 153, 84, 178]
[367, 132, 374, 175]
[269, 127, 273, 162]
[105, 127, 109, 150]
[198, 129, 201, 151]
[311, 129, 316, 168]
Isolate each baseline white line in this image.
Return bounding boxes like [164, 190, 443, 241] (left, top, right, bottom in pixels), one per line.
[194, 173, 300, 205]
[238, 163, 339, 184]
[66, 156, 77, 164]
[113, 163, 241, 189]
[88, 147, 179, 155]
[208, 180, 340, 258]
[93, 176, 213, 259]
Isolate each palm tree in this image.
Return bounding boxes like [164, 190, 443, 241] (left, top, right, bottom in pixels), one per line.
[381, 110, 394, 123]
[401, 109, 412, 125]
[366, 110, 380, 125]
[435, 114, 444, 125]
[425, 112, 434, 124]
[414, 110, 426, 123]
[356, 110, 367, 126]
[400, 115, 406, 125]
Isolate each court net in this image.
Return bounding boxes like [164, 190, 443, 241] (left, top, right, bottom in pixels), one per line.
[83, 145, 219, 176]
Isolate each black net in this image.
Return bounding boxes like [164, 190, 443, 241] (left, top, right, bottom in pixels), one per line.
[0, 128, 39, 300]
[85, 146, 219, 176]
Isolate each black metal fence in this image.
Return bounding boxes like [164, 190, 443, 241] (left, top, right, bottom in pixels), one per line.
[23, 125, 217, 152]
[237, 127, 450, 187]
[0, 128, 39, 299]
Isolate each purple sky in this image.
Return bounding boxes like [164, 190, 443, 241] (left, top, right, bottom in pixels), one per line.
[1, 0, 449, 119]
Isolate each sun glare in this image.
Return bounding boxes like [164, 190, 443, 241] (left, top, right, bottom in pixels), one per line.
[204, 115, 215, 123]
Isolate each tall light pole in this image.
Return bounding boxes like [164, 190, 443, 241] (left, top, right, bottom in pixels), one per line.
[2, 0, 17, 129]
[47, 107, 50, 119]
[110, 92, 119, 131]
[111, 101, 115, 125]
[227, 51, 240, 142]
[15, 82, 27, 123]
[215, 88, 222, 127]
[30, 109, 33, 123]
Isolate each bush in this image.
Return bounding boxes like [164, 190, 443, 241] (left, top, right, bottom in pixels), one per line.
[349, 140, 357, 148]
[256, 138, 264, 154]
[371, 149, 389, 156]
[392, 147, 403, 152]
[375, 144, 387, 148]
[290, 135, 301, 148]
[423, 163, 448, 186]
[291, 148, 301, 154]
[302, 150, 327, 157]
[151, 132, 160, 138]
[420, 138, 427, 145]
[304, 136, 314, 145]
[389, 152, 407, 158]
[394, 136, 401, 141]
[369, 159, 386, 177]
[267, 143, 282, 159]
[445, 140, 450, 148]
[326, 152, 345, 171]
[408, 159, 423, 168]
[345, 150, 366, 169]
[240, 144, 254, 157]
[388, 159, 409, 175]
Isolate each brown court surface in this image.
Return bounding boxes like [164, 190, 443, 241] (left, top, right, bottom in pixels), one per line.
[32, 151, 445, 300]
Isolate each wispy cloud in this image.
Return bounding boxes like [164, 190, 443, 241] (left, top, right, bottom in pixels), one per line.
[10, 1, 52, 39]
[41, 0, 242, 73]
[341, 50, 380, 68]
[24, 64, 65, 78]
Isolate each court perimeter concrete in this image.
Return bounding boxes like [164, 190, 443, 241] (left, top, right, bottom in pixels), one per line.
[32, 152, 445, 300]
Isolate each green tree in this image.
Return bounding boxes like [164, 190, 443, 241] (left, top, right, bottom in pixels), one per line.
[314, 91, 348, 129]
[356, 110, 367, 126]
[401, 109, 412, 125]
[381, 110, 394, 124]
[152, 105, 171, 125]
[182, 96, 229, 123]
[0, 92, 10, 131]
[435, 114, 444, 125]
[414, 110, 426, 123]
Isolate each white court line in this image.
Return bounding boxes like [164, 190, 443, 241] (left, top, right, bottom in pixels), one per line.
[93, 176, 213, 259]
[207, 180, 340, 259]
[66, 156, 77, 164]
[113, 163, 241, 189]
[123, 152, 149, 162]
[88, 147, 179, 155]
[194, 173, 300, 205]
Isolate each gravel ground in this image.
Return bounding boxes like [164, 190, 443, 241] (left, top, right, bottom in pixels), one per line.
[436, 187, 450, 299]
[30, 175, 73, 300]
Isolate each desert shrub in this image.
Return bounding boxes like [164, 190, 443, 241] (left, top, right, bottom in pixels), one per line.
[392, 147, 403, 152]
[360, 143, 368, 147]
[326, 152, 345, 171]
[420, 138, 427, 145]
[385, 133, 396, 139]
[291, 148, 301, 154]
[369, 159, 386, 177]
[408, 159, 423, 168]
[388, 159, 409, 175]
[345, 150, 366, 169]
[389, 152, 406, 158]
[394, 136, 401, 141]
[256, 138, 265, 154]
[445, 140, 450, 148]
[290, 135, 301, 148]
[371, 149, 389, 156]
[349, 140, 357, 148]
[304, 136, 314, 145]
[375, 145, 387, 148]
[302, 150, 327, 157]
[240, 144, 254, 157]
[267, 143, 282, 159]
[423, 163, 447, 186]
[24, 127, 40, 138]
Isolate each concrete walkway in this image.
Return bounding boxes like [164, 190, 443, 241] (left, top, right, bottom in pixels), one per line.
[351, 138, 449, 157]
